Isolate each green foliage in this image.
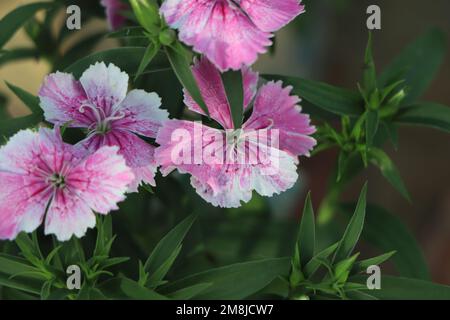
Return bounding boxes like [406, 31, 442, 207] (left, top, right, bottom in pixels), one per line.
[0, 2, 55, 49]
[221, 70, 244, 129]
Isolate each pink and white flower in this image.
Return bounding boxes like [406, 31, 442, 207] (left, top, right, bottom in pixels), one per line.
[0, 128, 134, 241]
[160, 0, 305, 71]
[155, 58, 316, 208]
[101, 0, 128, 30]
[38, 62, 169, 192]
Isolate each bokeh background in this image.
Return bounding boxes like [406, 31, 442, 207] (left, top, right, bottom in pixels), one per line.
[1, 0, 449, 284]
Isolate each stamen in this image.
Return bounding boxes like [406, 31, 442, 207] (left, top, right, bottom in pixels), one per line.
[79, 103, 103, 124]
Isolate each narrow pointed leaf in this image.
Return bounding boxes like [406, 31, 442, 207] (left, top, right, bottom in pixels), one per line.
[65, 47, 167, 78]
[146, 245, 182, 288]
[221, 70, 244, 129]
[164, 42, 209, 116]
[348, 203, 430, 280]
[363, 32, 377, 93]
[368, 148, 411, 202]
[379, 28, 447, 105]
[167, 283, 212, 300]
[263, 75, 363, 116]
[351, 275, 450, 300]
[99, 277, 168, 300]
[135, 42, 161, 81]
[0, 48, 39, 67]
[160, 258, 290, 300]
[365, 109, 379, 146]
[304, 242, 339, 278]
[333, 183, 367, 263]
[297, 192, 315, 267]
[395, 103, 450, 133]
[5, 82, 42, 115]
[144, 215, 196, 274]
[352, 251, 396, 274]
[0, 2, 54, 49]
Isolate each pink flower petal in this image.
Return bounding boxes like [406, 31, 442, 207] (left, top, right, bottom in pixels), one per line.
[66, 145, 134, 215]
[238, 0, 305, 32]
[0, 172, 49, 240]
[44, 189, 96, 241]
[155, 119, 301, 208]
[101, 0, 128, 31]
[79, 62, 129, 116]
[155, 119, 220, 180]
[113, 89, 169, 138]
[0, 130, 54, 240]
[184, 58, 259, 129]
[161, 0, 271, 71]
[244, 81, 317, 157]
[39, 72, 90, 127]
[80, 130, 157, 190]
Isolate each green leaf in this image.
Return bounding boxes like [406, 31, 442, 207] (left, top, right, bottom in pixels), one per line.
[333, 183, 367, 263]
[334, 253, 359, 284]
[65, 47, 167, 79]
[0, 254, 42, 279]
[15, 232, 43, 266]
[0, 2, 54, 49]
[107, 26, 146, 39]
[167, 283, 212, 300]
[362, 32, 377, 94]
[365, 110, 379, 147]
[6, 82, 42, 115]
[135, 41, 161, 81]
[144, 215, 196, 275]
[0, 272, 42, 295]
[0, 48, 39, 67]
[352, 275, 450, 300]
[352, 251, 396, 274]
[395, 103, 450, 133]
[99, 277, 168, 300]
[379, 28, 447, 105]
[263, 75, 363, 116]
[161, 258, 290, 300]
[354, 203, 430, 280]
[146, 245, 182, 288]
[304, 242, 339, 278]
[345, 290, 378, 300]
[297, 192, 315, 267]
[336, 151, 349, 182]
[221, 70, 244, 129]
[164, 42, 209, 116]
[368, 148, 411, 202]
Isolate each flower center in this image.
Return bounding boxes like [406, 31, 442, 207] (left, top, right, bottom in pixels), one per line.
[49, 173, 66, 189]
[79, 102, 126, 135]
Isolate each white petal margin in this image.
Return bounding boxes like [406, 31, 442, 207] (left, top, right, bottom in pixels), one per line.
[79, 62, 129, 112]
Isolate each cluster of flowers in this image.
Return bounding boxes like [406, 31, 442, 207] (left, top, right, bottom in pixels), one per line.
[0, 0, 316, 241]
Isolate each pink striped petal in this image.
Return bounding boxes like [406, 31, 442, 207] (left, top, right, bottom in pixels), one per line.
[244, 81, 317, 157]
[161, 0, 271, 71]
[101, 0, 128, 31]
[79, 62, 129, 116]
[238, 0, 305, 32]
[39, 72, 90, 127]
[184, 58, 259, 129]
[113, 89, 169, 138]
[80, 130, 157, 190]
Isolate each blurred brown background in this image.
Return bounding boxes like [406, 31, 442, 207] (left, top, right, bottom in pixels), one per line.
[1, 0, 449, 283]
